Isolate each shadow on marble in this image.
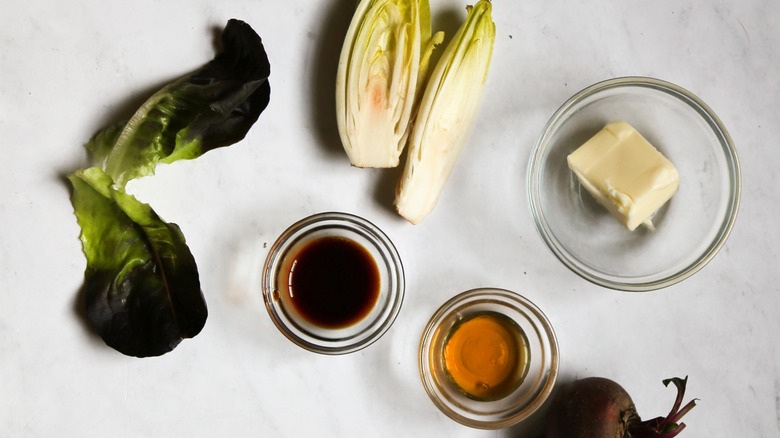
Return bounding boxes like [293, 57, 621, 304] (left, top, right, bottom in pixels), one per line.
[308, 0, 355, 160]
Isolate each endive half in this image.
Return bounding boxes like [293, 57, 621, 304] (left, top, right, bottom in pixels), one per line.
[395, 0, 495, 224]
[336, 0, 444, 168]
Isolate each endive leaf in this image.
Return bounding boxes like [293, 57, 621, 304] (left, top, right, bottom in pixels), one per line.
[395, 0, 495, 224]
[336, 0, 443, 168]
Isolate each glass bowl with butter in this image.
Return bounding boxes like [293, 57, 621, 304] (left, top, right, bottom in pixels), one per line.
[529, 76, 741, 291]
[418, 288, 559, 429]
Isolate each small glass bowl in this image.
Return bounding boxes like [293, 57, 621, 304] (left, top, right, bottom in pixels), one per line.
[528, 76, 741, 291]
[419, 288, 559, 429]
[262, 212, 404, 355]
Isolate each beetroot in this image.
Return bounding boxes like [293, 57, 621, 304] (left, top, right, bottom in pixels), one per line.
[545, 376, 696, 438]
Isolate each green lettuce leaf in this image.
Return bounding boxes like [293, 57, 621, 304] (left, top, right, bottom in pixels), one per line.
[69, 167, 206, 357]
[67, 19, 271, 357]
[101, 19, 271, 188]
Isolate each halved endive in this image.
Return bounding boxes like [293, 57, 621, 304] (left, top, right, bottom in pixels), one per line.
[336, 0, 444, 168]
[395, 0, 495, 224]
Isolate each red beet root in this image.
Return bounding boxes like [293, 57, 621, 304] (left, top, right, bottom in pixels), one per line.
[545, 376, 696, 438]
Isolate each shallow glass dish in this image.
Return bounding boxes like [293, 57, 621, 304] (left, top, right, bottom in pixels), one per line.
[528, 77, 741, 291]
[419, 288, 559, 429]
[262, 212, 404, 355]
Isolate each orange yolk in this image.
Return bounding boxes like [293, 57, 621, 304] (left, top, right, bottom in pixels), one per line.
[443, 313, 527, 400]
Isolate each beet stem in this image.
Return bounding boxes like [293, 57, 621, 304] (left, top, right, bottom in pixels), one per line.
[628, 376, 697, 438]
[665, 398, 698, 426]
[662, 376, 687, 420]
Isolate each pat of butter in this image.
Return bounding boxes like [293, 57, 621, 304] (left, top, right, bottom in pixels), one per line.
[567, 121, 680, 231]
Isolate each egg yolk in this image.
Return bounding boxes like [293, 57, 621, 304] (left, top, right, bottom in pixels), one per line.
[442, 313, 528, 400]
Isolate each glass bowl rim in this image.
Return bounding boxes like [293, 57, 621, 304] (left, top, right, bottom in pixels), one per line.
[418, 287, 559, 429]
[262, 211, 405, 355]
[527, 76, 742, 292]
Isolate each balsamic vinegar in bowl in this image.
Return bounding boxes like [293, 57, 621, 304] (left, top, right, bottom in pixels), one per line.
[263, 212, 405, 355]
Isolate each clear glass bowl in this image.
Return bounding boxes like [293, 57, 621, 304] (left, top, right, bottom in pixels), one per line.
[528, 77, 741, 291]
[418, 288, 559, 429]
[262, 212, 405, 354]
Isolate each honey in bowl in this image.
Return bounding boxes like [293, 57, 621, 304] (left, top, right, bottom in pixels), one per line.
[442, 311, 530, 401]
[281, 236, 380, 328]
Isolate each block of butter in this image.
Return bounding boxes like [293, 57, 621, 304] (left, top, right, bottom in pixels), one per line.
[567, 121, 680, 231]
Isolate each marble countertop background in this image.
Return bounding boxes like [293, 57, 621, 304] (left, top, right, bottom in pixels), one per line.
[1, 0, 778, 436]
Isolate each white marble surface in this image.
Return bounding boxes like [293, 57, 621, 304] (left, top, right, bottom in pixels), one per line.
[1, 0, 778, 436]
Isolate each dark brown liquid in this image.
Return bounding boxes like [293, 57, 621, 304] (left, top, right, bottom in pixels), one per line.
[286, 236, 380, 328]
